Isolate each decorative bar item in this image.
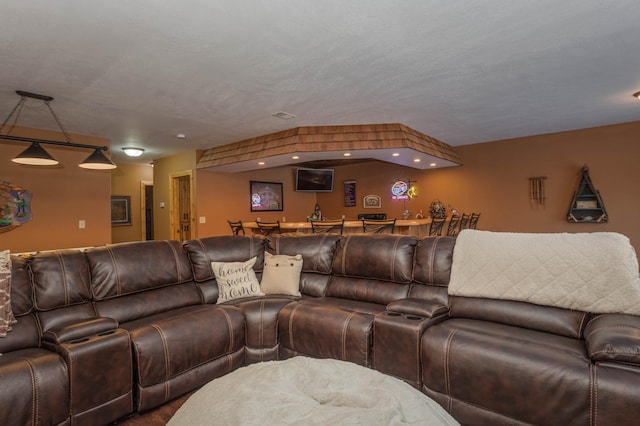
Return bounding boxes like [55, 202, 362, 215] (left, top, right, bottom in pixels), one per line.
[528, 176, 547, 206]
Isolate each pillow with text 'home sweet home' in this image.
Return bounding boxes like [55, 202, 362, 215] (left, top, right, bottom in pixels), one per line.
[211, 257, 264, 303]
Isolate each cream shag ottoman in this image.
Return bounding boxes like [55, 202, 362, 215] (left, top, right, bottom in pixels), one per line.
[168, 356, 458, 425]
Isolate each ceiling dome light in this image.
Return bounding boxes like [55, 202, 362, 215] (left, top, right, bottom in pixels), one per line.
[122, 147, 145, 157]
[634, 91, 640, 100]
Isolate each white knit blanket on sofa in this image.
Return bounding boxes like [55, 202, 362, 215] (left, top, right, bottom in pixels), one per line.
[449, 230, 640, 315]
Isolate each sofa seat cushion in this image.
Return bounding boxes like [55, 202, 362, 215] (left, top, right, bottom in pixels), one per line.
[278, 302, 374, 366]
[421, 318, 592, 426]
[121, 304, 245, 388]
[0, 348, 70, 426]
[233, 297, 296, 363]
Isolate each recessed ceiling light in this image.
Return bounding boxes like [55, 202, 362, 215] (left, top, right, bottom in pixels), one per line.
[392, 153, 400, 157]
[176, 133, 186, 139]
[343, 152, 351, 157]
[430, 162, 437, 167]
[292, 155, 299, 160]
[122, 147, 145, 157]
[413, 158, 421, 163]
[258, 161, 265, 165]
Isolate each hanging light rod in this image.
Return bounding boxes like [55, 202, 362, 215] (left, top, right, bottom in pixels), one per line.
[0, 133, 109, 152]
[1, 90, 116, 169]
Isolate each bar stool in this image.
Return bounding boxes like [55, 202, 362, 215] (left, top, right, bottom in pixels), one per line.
[310, 219, 345, 235]
[227, 220, 245, 235]
[446, 215, 462, 236]
[428, 217, 446, 236]
[362, 218, 396, 234]
[469, 213, 481, 229]
[256, 220, 281, 236]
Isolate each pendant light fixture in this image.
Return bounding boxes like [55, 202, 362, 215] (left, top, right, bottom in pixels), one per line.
[1, 90, 116, 169]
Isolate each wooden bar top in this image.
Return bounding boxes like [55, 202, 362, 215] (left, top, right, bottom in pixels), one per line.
[244, 219, 432, 237]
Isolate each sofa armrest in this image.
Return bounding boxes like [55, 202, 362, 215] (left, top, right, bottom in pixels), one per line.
[42, 317, 119, 344]
[584, 313, 640, 364]
[386, 298, 448, 319]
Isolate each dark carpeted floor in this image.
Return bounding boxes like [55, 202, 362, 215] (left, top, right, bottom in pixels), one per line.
[112, 392, 193, 426]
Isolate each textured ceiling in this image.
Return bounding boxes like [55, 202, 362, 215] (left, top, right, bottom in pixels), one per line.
[1, 1, 640, 166]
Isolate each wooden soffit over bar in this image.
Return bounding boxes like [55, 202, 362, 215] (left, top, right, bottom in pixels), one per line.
[196, 123, 462, 172]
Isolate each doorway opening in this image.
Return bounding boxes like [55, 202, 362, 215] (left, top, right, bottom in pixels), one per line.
[170, 171, 194, 242]
[140, 180, 154, 241]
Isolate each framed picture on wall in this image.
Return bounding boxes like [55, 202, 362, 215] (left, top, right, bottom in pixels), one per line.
[111, 195, 131, 225]
[250, 181, 283, 212]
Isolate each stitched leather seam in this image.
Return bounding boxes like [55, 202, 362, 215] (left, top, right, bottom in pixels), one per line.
[584, 324, 640, 340]
[342, 312, 357, 361]
[287, 304, 302, 351]
[444, 329, 458, 412]
[590, 363, 596, 426]
[218, 308, 234, 353]
[389, 237, 400, 281]
[24, 358, 38, 426]
[104, 246, 120, 297]
[165, 241, 182, 281]
[428, 238, 439, 284]
[151, 324, 171, 398]
[55, 252, 70, 306]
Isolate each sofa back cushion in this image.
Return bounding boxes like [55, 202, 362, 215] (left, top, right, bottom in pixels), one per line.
[183, 235, 265, 303]
[326, 235, 417, 304]
[9, 255, 32, 317]
[86, 240, 201, 322]
[449, 296, 590, 339]
[410, 236, 456, 304]
[31, 249, 96, 332]
[0, 256, 40, 352]
[267, 234, 341, 297]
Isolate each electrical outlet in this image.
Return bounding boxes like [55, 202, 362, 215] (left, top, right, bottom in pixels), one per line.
[199, 216, 206, 224]
[79, 220, 86, 229]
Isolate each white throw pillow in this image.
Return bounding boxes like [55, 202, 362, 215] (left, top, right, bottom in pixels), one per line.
[212, 257, 264, 303]
[260, 252, 303, 296]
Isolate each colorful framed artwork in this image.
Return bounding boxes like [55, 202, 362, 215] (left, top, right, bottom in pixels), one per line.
[250, 181, 283, 212]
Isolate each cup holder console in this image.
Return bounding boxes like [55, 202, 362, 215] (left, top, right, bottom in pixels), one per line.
[383, 311, 423, 321]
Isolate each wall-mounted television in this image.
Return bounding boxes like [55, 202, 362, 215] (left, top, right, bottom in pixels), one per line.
[295, 168, 334, 192]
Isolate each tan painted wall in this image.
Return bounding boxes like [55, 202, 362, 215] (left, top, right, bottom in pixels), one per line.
[111, 163, 153, 243]
[196, 166, 317, 237]
[0, 126, 112, 252]
[152, 151, 198, 240]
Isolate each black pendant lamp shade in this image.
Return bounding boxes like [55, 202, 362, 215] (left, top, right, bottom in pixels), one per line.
[79, 148, 117, 170]
[12, 142, 59, 166]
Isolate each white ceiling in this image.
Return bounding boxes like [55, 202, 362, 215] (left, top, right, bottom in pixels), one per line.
[1, 1, 640, 166]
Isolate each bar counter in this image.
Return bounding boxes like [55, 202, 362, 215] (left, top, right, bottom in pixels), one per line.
[244, 219, 432, 238]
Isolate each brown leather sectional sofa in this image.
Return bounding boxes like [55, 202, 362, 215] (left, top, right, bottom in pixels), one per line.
[1, 233, 639, 425]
